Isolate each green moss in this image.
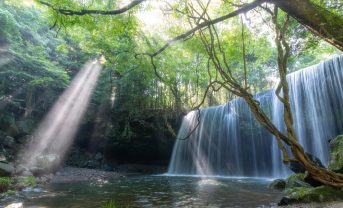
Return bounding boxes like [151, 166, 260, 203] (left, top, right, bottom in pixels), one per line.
[286, 173, 305, 183]
[285, 186, 343, 204]
[16, 176, 37, 187]
[270, 179, 286, 190]
[5, 189, 16, 195]
[285, 173, 309, 188]
[328, 135, 343, 173]
[0, 177, 12, 193]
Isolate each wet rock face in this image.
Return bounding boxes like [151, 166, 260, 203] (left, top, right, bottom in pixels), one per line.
[0, 131, 15, 149]
[328, 135, 343, 173]
[0, 162, 14, 176]
[2, 136, 15, 149]
[66, 149, 105, 169]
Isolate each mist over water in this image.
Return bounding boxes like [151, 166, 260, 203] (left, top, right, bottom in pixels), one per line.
[21, 60, 101, 169]
[168, 56, 343, 178]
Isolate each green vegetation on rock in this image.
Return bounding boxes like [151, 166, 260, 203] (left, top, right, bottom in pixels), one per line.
[284, 186, 343, 204]
[270, 179, 286, 190]
[15, 176, 37, 188]
[329, 135, 343, 173]
[0, 177, 12, 193]
[285, 173, 310, 189]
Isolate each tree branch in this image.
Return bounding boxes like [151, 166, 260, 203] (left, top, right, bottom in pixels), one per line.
[37, 0, 145, 16]
[149, 0, 265, 57]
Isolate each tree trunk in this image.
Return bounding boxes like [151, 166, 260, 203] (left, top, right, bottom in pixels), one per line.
[269, 0, 343, 51]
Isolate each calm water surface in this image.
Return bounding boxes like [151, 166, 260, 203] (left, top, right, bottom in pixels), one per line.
[24, 175, 283, 208]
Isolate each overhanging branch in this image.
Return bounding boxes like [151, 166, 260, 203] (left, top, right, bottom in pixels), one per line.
[149, 0, 265, 57]
[37, 0, 145, 16]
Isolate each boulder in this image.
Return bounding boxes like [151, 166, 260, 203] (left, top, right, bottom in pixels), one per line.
[16, 135, 33, 145]
[35, 154, 61, 173]
[16, 119, 34, 134]
[285, 173, 310, 189]
[21, 170, 33, 177]
[289, 152, 324, 174]
[103, 164, 114, 172]
[0, 162, 14, 176]
[270, 179, 286, 190]
[94, 152, 103, 161]
[0, 153, 7, 162]
[84, 160, 101, 169]
[5, 203, 23, 208]
[306, 153, 325, 168]
[29, 167, 45, 177]
[282, 186, 343, 205]
[1, 136, 15, 148]
[278, 197, 291, 206]
[0, 130, 7, 140]
[0, 147, 13, 162]
[289, 161, 305, 173]
[328, 135, 343, 173]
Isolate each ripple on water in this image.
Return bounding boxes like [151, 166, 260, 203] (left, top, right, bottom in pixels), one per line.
[23, 175, 282, 207]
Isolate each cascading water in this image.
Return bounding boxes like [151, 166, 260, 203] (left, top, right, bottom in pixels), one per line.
[168, 56, 343, 178]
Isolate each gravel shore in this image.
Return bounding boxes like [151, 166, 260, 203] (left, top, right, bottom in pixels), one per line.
[50, 166, 122, 183]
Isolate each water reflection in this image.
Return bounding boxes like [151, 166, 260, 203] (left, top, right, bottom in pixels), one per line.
[24, 176, 282, 208]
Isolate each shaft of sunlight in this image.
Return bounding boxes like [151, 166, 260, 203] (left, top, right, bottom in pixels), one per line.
[21, 59, 102, 170]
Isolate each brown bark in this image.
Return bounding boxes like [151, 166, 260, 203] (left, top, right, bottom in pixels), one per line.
[271, 6, 343, 188]
[267, 0, 343, 51]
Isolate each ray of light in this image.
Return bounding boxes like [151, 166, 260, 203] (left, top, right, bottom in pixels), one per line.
[21, 59, 102, 170]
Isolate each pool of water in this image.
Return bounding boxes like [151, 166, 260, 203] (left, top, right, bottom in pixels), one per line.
[23, 175, 283, 208]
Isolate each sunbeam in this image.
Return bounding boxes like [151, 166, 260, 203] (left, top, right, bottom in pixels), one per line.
[20, 59, 102, 171]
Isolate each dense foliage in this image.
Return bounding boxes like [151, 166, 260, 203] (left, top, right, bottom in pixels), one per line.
[0, 0, 341, 163]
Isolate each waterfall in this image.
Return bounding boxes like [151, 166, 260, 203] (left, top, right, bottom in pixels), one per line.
[168, 56, 343, 178]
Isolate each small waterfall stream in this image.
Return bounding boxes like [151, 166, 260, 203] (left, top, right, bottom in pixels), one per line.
[168, 56, 343, 178]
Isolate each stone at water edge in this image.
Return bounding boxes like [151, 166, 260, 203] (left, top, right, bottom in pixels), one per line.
[280, 186, 343, 205]
[328, 135, 343, 173]
[4, 203, 23, 208]
[269, 179, 286, 190]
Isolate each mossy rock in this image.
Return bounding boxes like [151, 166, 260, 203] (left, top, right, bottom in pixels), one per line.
[328, 135, 343, 173]
[270, 179, 286, 190]
[285, 173, 310, 188]
[284, 186, 343, 204]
